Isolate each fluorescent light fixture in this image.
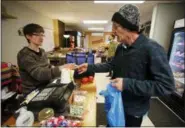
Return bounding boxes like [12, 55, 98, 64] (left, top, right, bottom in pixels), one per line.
[91, 32, 104, 36]
[63, 34, 70, 38]
[88, 27, 104, 31]
[94, 1, 145, 4]
[83, 20, 108, 24]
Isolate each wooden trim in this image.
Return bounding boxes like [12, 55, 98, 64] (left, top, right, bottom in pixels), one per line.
[53, 19, 60, 47]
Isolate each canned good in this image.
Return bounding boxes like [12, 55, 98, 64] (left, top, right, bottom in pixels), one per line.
[72, 122, 78, 127]
[67, 120, 72, 126]
[75, 120, 81, 126]
[61, 120, 68, 127]
[53, 118, 59, 125]
[40, 120, 46, 126]
[46, 121, 53, 127]
[59, 115, 65, 120]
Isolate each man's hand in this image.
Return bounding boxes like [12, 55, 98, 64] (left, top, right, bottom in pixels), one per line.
[77, 63, 88, 74]
[59, 63, 77, 70]
[111, 78, 124, 91]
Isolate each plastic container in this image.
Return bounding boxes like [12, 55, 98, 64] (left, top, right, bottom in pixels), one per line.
[15, 106, 34, 127]
[38, 108, 54, 122]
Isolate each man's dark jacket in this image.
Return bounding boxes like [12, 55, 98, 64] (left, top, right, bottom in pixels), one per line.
[87, 34, 175, 116]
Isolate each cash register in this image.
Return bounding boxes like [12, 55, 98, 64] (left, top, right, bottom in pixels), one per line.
[26, 78, 75, 113]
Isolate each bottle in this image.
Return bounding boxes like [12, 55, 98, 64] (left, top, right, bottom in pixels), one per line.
[16, 106, 34, 127]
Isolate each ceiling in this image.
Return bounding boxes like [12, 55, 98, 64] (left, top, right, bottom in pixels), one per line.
[19, 1, 182, 32]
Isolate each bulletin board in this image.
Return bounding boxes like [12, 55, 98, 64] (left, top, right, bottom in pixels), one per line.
[41, 28, 55, 52]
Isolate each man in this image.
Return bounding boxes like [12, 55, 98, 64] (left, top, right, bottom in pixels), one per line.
[106, 34, 118, 77]
[17, 23, 75, 95]
[78, 4, 175, 127]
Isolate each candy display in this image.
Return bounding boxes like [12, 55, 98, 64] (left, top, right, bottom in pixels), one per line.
[40, 115, 82, 127]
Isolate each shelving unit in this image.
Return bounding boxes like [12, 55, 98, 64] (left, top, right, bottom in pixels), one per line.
[160, 24, 185, 121]
[169, 29, 185, 97]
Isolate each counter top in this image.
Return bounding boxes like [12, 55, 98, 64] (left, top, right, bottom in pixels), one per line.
[3, 82, 97, 127]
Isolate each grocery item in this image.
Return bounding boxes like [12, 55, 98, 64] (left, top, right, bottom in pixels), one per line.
[73, 90, 87, 105]
[80, 76, 94, 84]
[173, 72, 184, 78]
[40, 115, 82, 127]
[88, 76, 94, 82]
[81, 77, 89, 84]
[16, 107, 34, 127]
[38, 108, 54, 122]
[70, 105, 84, 117]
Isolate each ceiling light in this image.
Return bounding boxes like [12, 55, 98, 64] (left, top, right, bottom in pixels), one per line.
[63, 35, 70, 38]
[88, 27, 104, 31]
[94, 1, 145, 4]
[83, 20, 108, 24]
[91, 33, 104, 36]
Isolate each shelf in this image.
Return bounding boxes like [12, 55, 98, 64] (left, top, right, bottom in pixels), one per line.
[2, 6, 17, 19]
[174, 55, 184, 58]
[1, 91, 16, 101]
[174, 90, 183, 98]
[176, 43, 184, 46]
[177, 45, 184, 47]
[170, 63, 184, 70]
[175, 77, 185, 84]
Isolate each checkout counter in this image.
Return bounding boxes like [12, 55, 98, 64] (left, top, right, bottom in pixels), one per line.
[2, 78, 97, 127]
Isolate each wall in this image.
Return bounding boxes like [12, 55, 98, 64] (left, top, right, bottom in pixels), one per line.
[53, 19, 65, 47]
[83, 34, 89, 49]
[2, 1, 53, 64]
[84, 32, 112, 49]
[150, 3, 185, 52]
[53, 20, 60, 47]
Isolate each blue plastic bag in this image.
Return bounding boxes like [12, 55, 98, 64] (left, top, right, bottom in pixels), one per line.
[99, 83, 125, 127]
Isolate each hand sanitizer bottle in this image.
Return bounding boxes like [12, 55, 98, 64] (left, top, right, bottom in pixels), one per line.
[16, 106, 34, 127]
